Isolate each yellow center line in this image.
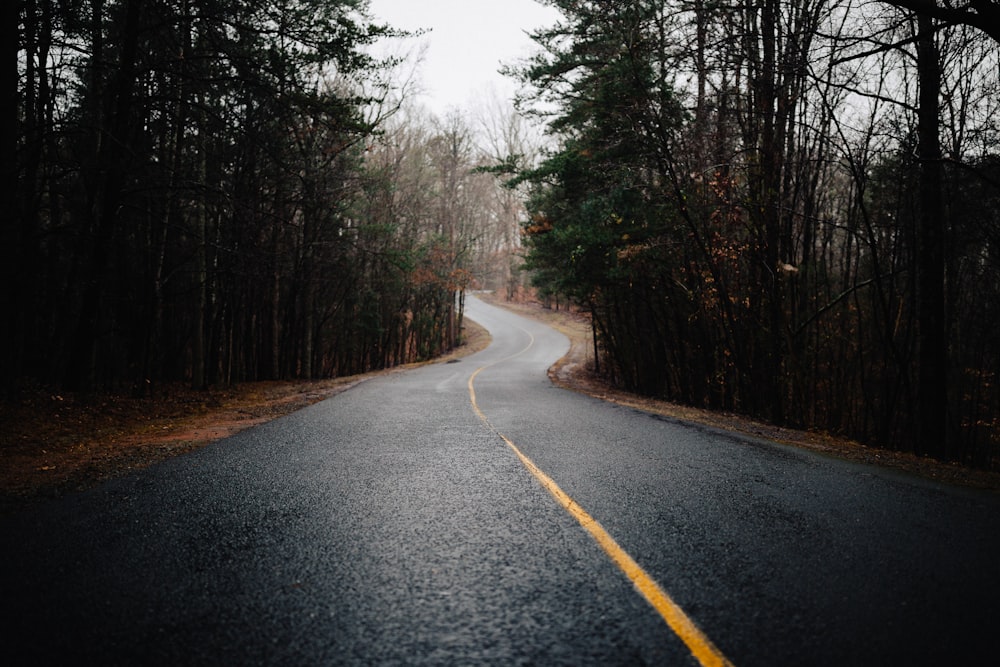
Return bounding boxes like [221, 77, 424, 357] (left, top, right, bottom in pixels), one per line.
[468, 338, 735, 667]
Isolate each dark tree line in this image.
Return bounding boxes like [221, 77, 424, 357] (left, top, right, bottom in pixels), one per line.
[5, 0, 473, 395]
[513, 0, 1000, 467]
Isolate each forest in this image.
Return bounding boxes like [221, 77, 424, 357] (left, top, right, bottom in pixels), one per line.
[5, 0, 527, 395]
[7, 1, 1000, 469]
[512, 0, 1000, 467]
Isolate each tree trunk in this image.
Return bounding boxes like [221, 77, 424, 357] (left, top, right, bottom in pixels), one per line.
[65, 0, 144, 390]
[191, 109, 208, 390]
[751, 0, 785, 424]
[915, 14, 948, 459]
[4, 0, 30, 391]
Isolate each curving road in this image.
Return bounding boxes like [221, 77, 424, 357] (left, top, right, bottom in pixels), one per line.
[3, 294, 1000, 665]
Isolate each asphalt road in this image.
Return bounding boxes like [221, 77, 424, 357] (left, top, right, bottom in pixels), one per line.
[3, 294, 1000, 665]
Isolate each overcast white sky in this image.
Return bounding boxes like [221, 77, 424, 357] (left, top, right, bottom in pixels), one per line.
[367, 0, 561, 116]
